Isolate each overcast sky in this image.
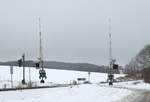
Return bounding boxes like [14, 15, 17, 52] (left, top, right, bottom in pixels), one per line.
[0, 0, 150, 66]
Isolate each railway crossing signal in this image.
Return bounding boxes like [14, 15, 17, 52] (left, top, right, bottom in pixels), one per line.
[35, 62, 40, 69]
[107, 19, 119, 86]
[38, 17, 47, 83]
[113, 64, 118, 70]
[18, 59, 22, 67]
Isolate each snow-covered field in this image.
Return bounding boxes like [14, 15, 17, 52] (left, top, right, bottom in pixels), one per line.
[0, 66, 124, 88]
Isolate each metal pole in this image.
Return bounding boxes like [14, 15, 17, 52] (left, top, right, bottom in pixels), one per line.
[10, 66, 13, 88]
[22, 53, 26, 84]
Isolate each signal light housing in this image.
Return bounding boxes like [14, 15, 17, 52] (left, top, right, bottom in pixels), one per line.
[113, 64, 118, 70]
[18, 59, 22, 67]
[35, 62, 40, 68]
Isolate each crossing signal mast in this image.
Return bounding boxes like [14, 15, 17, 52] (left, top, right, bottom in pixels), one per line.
[108, 19, 119, 86]
[38, 17, 47, 83]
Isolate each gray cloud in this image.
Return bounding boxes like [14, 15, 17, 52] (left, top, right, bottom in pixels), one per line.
[0, 0, 150, 66]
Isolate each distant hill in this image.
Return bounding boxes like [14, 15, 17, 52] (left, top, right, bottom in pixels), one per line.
[0, 60, 108, 73]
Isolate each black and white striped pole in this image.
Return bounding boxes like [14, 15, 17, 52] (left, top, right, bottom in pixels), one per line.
[107, 19, 119, 86]
[108, 18, 114, 86]
[38, 17, 47, 83]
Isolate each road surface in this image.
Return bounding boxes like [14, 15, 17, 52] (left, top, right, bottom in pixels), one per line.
[129, 90, 150, 102]
[98, 84, 150, 102]
[116, 87, 150, 102]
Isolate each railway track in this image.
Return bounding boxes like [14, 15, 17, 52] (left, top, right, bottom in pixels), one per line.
[0, 84, 70, 92]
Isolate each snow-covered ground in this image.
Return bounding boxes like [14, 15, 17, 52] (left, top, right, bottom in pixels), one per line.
[0, 84, 132, 102]
[2, 66, 150, 102]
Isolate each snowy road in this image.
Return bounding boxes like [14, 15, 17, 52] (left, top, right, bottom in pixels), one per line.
[139, 91, 150, 102]
[112, 81, 150, 102]
[98, 84, 150, 102]
[117, 90, 150, 102]
[125, 90, 150, 102]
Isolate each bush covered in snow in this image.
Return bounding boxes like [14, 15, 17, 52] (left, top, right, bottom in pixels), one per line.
[125, 44, 150, 77]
